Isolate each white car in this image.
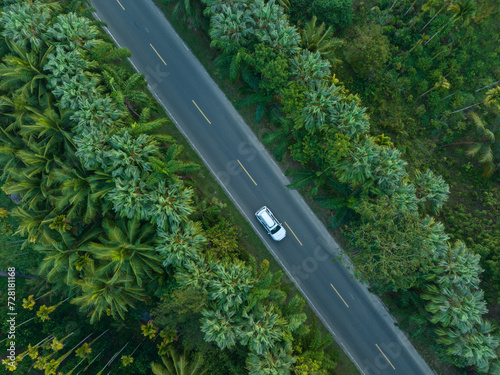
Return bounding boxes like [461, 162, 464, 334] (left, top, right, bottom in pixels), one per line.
[255, 206, 286, 241]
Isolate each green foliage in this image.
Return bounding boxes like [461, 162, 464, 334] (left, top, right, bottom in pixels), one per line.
[307, 0, 353, 32]
[343, 24, 391, 77]
[465, 112, 500, 178]
[204, 218, 243, 262]
[422, 241, 499, 371]
[151, 344, 208, 375]
[345, 196, 435, 292]
[299, 16, 344, 66]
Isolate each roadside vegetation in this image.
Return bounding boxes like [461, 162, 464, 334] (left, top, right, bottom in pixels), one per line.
[0, 1, 341, 374]
[155, 0, 500, 373]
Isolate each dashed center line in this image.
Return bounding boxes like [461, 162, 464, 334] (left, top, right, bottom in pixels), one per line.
[237, 160, 257, 186]
[116, 0, 125, 10]
[375, 344, 396, 370]
[150, 44, 167, 65]
[330, 283, 349, 308]
[284, 222, 302, 246]
[192, 100, 211, 124]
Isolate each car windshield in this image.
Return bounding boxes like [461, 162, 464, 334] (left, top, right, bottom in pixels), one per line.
[270, 225, 282, 234]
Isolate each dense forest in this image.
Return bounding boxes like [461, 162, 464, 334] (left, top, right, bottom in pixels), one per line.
[159, 0, 500, 372]
[0, 0, 340, 374]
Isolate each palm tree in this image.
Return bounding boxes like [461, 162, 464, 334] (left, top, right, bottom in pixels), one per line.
[255, 19, 301, 56]
[328, 100, 370, 137]
[200, 307, 242, 350]
[0, 41, 53, 102]
[207, 261, 254, 312]
[289, 50, 331, 85]
[313, 183, 361, 229]
[0, 1, 57, 52]
[164, 0, 207, 30]
[294, 319, 336, 369]
[145, 181, 194, 230]
[262, 112, 296, 161]
[71, 272, 146, 323]
[425, 0, 476, 46]
[435, 320, 499, 372]
[147, 144, 200, 186]
[36, 225, 102, 294]
[209, 5, 255, 47]
[464, 112, 499, 177]
[300, 16, 344, 66]
[484, 86, 500, 110]
[87, 40, 132, 64]
[246, 345, 295, 375]
[50, 164, 107, 223]
[280, 294, 307, 334]
[286, 163, 336, 196]
[299, 81, 341, 132]
[246, 259, 286, 312]
[239, 303, 286, 355]
[334, 137, 383, 194]
[151, 345, 208, 375]
[20, 101, 76, 157]
[156, 220, 206, 267]
[46, 12, 100, 50]
[61, 0, 94, 17]
[88, 217, 164, 288]
[101, 66, 157, 115]
[413, 169, 450, 213]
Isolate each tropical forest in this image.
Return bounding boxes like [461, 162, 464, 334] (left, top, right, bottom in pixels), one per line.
[0, 0, 499, 374]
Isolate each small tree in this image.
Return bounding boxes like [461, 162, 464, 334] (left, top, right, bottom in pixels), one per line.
[343, 24, 391, 77]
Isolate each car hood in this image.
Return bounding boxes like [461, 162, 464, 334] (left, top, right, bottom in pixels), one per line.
[271, 227, 286, 241]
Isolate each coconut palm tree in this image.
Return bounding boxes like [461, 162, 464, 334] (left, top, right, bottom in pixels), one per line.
[47, 12, 99, 49]
[156, 220, 206, 267]
[256, 19, 301, 56]
[262, 112, 296, 161]
[435, 320, 499, 372]
[200, 307, 242, 350]
[101, 66, 157, 115]
[246, 345, 295, 375]
[300, 16, 344, 66]
[0, 41, 53, 102]
[0, 1, 57, 52]
[88, 217, 164, 288]
[36, 225, 102, 294]
[413, 169, 450, 213]
[207, 261, 254, 312]
[147, 144, 200, 186]
[145, 180, 194, 230]
[286, 163, 336, 196]
[71, 272, 146, 323]
[299, 81, 341, 131]
[425, 0, 476, 46]
[151, 344, 208, 375]
[464, 112, 499, 177]
[209, 5, 255, 47]
[313, 183, 361, 229]
[239, 303, 286, 355]
[289, 50, 331, 85]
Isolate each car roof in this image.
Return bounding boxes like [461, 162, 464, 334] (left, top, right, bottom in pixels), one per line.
[258, 209, 275, 227]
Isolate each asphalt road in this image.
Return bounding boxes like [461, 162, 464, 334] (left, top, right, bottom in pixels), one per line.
[90, 1, 435, 374]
